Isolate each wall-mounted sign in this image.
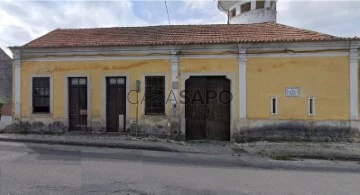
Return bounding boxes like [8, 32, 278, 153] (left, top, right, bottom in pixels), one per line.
[285, 87, 300, 97]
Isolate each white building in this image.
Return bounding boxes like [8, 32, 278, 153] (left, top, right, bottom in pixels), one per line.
[218, 0, 277, 24]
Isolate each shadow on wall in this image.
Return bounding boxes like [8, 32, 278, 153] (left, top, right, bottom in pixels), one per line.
[234, 122, 353, 143]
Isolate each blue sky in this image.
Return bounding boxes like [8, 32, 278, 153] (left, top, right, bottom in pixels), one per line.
[0, 0, 359, 57]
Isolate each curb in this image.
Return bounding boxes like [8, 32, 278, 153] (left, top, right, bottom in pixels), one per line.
[240, 152, 360, 162]
[0, 137, 178, 152]
[235, 154, 360, 173]
[285, 155, 360, 162]
[1, 137, 359, 172]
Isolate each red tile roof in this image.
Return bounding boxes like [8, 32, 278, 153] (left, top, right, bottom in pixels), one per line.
[20, 23, 350, 49]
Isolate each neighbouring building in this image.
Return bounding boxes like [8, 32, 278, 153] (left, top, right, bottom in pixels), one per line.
[7, 0, 360, 141]
[218, 0, 277, 24]
[0, 48, 12, 130]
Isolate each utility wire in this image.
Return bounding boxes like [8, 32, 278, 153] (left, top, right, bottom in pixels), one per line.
[0, 24, 25, 29]
[164, 0, 171, 25]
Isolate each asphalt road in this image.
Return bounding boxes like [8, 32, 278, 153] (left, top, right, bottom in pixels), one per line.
[0, 141, 359, 195]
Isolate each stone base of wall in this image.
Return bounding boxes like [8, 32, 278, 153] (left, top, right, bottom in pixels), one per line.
[1, 120, 67, 134]
[4, 117, 358, 142]
[0, 116, 12, 130]
[127, 116, 171, 138]
[234, 119, 356, 142]
[350, 120, 360, 140]
[3, 116, 178, 138]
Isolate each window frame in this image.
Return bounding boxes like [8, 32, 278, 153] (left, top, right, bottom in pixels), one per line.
[271, 1, 276, 9]
[230, 8, 236, 17]
[308, 96, 316, 116]
[256, 1, 265, 9]
[32, 77, 51, 114]
[271, 96, 278, 116]
[241, 2, 251, 13]
[144, 76, 166, 115]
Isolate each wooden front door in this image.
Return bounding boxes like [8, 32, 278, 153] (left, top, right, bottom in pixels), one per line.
[68, 77, 88, 131]
[185, 76, 231, 141]
[185, 77, 207, 140]
[106, 77, 126, 132]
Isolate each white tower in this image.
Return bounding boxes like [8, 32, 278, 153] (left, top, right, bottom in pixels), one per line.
[218, 0, 277, 24]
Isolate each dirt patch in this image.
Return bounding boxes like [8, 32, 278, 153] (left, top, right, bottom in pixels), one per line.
[270, 155, 297, 161]
[235, 141, 360, 161]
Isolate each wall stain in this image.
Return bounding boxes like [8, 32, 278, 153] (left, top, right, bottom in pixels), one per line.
[103, 61, 153, 70]
[250, 60, 297, 72]
[52, 61, 159, 71]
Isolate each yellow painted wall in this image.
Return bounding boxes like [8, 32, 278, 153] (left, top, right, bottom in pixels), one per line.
[247, 56, 350, 120]
[18, 57, 240, 124]
[17, 55, 351, 122]
[20, 60, 171, 120]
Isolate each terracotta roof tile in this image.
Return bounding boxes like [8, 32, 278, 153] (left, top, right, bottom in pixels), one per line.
[20, 23, 349, 49]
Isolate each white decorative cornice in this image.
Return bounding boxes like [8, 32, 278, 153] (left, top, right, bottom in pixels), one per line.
[12, 49, 21, 60]
[170, 48, 179, 63]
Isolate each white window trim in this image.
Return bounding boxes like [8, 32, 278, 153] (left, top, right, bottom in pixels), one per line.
[308, 96, 316, 116]
[271, 96, 278, 116]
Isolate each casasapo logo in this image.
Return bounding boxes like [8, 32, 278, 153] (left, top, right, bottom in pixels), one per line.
[127, 90, 233, 105]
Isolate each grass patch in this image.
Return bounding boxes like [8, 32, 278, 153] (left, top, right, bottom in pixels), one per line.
[256, 149, 267, 156]
[270, 155, 296, 161]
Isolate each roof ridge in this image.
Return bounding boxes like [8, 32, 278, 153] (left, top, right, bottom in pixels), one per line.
[55, 22, 270, 31]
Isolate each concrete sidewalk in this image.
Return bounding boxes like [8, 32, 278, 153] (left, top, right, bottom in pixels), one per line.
[1, 133, 360, 163]
[0, 133, 233, 154]
[0, 139, 359, 173]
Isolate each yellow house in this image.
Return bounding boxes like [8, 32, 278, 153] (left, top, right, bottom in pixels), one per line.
[9, 23, 360, 141]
